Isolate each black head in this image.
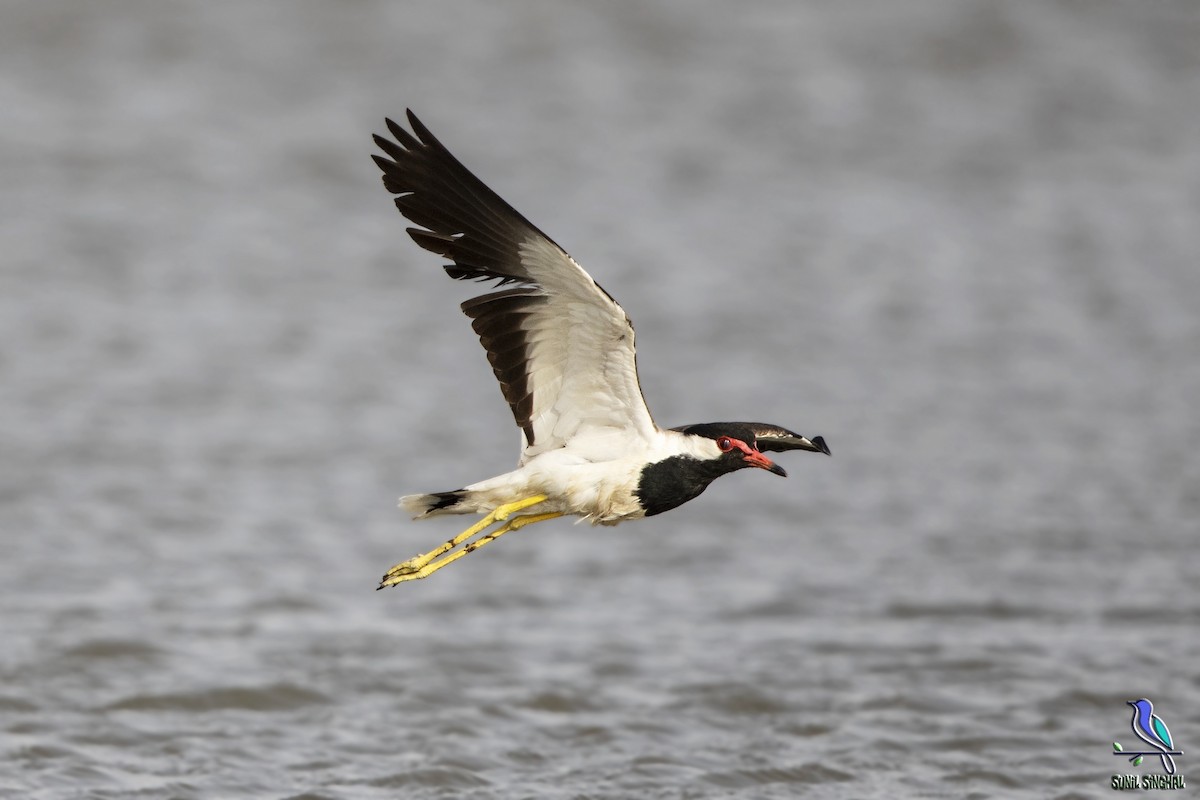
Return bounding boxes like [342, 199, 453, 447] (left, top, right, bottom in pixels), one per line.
[635, 421, 830, 517]
[671, 422, 831, 478]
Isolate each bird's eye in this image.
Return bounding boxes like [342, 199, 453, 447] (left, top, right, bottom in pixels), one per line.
[717, 437, 733, 452]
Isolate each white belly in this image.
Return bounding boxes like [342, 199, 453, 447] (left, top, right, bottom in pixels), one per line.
[459, 427, 719, 524]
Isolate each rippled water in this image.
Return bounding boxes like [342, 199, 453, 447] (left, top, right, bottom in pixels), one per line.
[3, 2, 1199, 798]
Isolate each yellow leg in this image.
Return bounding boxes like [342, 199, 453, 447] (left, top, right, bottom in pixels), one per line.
[378, 510, 564, 586]
[378, 495, 551, 588]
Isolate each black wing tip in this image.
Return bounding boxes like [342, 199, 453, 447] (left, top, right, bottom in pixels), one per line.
[372, 109, 559, 290]
[376, 109, 441, 157]
[385, 114, 412, 142]
[405, 108, 433, 141]
[374, 112, 426, 169]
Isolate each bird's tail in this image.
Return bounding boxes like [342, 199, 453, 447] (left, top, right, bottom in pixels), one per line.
[399, 490, 467, 518]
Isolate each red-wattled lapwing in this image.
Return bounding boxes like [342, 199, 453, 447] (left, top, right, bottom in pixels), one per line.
[372, 110, 830, 587]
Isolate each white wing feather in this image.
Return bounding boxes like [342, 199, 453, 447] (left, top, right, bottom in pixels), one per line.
[515, 238, 656, 460]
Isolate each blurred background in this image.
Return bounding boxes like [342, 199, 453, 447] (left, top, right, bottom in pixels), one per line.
[2, 2, 1198, 798]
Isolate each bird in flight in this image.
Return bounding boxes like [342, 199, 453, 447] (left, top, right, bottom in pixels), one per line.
[371, 110, 830, 587]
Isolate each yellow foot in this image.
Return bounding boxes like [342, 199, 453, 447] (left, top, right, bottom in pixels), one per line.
[377, 496, 555, 588]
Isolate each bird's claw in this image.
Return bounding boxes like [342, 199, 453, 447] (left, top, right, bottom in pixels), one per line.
[377, 555, 424, 588]
[389, 557, 421, 574]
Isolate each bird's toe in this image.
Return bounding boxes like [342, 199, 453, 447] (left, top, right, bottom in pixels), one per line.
[382, 557, 422, 579]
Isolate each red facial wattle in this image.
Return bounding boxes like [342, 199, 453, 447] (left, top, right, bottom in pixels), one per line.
[716, 436, 787, 477]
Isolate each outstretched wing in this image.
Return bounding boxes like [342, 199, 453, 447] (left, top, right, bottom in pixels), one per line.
[373, 110, 658, 460]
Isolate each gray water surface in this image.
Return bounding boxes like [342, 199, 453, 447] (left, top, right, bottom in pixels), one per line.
[3, 2, 1199, 798]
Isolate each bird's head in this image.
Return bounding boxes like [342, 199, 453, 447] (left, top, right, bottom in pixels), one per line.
[1129, 699, 1153, 714]
[673, 422, 831, 478]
